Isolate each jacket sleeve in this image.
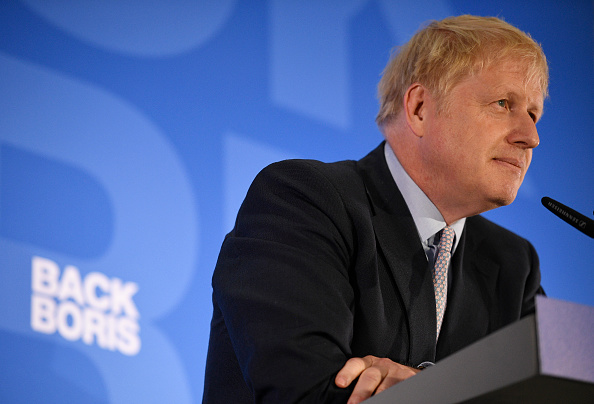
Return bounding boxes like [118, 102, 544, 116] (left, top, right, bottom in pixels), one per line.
[212, 160, 359, 403]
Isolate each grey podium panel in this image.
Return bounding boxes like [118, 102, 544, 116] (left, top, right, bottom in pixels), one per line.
[366, 296, 594, 403]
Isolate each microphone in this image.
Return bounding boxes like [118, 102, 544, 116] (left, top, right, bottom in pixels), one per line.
[541, 197, 594, 239]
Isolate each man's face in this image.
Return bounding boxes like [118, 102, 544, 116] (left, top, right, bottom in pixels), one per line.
[420, 58, 544, 217]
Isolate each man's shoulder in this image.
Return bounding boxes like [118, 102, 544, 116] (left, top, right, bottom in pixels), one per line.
[256, 143, 386, 192]
[466, 215, 533, 250]
[267, 156, 357, 170]
[256, 149, 380, 192]
[251, 159, 365, 209]
[262, 157, 360, 181]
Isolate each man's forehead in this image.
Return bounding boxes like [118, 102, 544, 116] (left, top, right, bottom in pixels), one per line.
[487, 56, 547, 96]
[470, 58, 546, 100]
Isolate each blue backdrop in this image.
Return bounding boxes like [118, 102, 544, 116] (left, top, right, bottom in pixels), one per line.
[0, 1, 592, 402]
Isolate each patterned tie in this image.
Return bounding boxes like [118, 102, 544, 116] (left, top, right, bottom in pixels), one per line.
[433, 226, 455, 339]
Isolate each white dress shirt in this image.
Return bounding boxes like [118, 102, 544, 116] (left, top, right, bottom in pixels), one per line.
[383, 143, 465, 265]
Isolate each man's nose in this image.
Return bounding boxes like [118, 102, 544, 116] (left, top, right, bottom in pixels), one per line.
[507, 112, 540, 149]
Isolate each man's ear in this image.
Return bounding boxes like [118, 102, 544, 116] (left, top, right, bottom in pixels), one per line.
[404, 83, 428, 138]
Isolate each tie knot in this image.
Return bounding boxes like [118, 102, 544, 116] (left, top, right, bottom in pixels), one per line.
[438, 226, 455, 252]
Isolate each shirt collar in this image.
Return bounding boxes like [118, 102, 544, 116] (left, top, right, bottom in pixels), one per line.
[383, 142, 465, 252]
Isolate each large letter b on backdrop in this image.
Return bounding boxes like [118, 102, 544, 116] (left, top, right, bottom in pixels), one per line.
[0, 54, 198, 403]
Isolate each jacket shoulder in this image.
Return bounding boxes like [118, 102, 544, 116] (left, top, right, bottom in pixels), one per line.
[251, 158, 369, 206]
[467, 215, 531, 243]
[465, 215, 536, 261]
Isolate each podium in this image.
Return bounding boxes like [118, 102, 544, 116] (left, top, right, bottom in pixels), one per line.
[367, 296, 594, 403]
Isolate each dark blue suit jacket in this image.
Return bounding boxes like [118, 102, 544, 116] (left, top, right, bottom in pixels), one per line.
[203, 143, 543, 403]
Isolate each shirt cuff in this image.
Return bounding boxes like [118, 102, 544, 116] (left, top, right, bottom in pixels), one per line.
[416, 361, 435, 370]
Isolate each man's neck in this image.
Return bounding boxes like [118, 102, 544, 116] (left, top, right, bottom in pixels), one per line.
[383, 142, 465, 252]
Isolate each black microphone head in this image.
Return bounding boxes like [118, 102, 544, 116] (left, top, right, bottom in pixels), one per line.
[541, 197, 594, 239]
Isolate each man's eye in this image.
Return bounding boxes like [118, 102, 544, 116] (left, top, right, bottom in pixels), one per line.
[496, 99, 507, 108]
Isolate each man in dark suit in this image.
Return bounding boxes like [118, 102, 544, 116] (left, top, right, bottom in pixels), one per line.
[203, 15, 547, 404]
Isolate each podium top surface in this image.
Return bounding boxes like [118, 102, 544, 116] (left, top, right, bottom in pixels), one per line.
[366, 296, 594, 403]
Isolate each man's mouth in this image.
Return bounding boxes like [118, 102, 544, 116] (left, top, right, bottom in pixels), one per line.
[493, 157, 524, 170]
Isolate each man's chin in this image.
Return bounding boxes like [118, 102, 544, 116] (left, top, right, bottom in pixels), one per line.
[490, 190, 519, 209]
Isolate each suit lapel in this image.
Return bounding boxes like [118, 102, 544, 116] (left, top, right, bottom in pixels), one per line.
[356, 144, 503, 362]
[357, 143, 437, 362]
[436, 219, 501, 359]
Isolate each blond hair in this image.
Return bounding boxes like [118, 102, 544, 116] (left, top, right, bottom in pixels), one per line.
[376, 15, 549, 126]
